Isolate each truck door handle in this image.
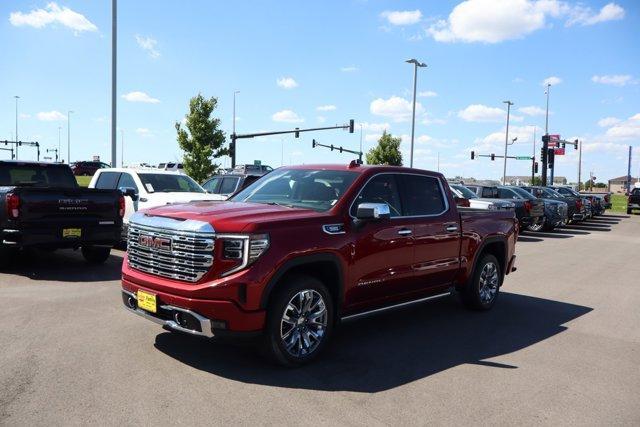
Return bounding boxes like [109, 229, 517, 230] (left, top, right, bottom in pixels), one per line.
[397, 228, 412, 236]
[445, 225, 459, 232]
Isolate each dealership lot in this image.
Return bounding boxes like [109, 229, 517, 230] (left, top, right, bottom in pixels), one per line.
[1, 214, 639, 425]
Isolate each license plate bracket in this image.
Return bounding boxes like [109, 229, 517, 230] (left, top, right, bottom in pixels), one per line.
[137, 290, 157, 313]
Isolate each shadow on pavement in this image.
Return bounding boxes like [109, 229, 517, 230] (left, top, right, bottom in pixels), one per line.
[602, 214, 629, 219]
[564, 224, 611, 232]
[553, 228, 590, 235]
[523, 231, 573, 239]
[517, 235, 544, 242]
[154, 292, 592, 393]
[0, 248, 123, 282]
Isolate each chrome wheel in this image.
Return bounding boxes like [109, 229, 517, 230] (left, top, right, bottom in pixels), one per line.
[280, 289, 328, 358]
[478, 262, 499, 304]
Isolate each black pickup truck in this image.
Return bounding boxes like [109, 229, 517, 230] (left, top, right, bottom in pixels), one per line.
[628, 188, 640, 214]
[0, 161, 123, 264]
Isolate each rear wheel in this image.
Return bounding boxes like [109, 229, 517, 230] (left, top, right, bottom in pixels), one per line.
[263, 275, 334, 367]
[462, 254, 501, 311]
[81, 246, 111, 264]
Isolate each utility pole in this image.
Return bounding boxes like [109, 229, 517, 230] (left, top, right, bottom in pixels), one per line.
[14, 95, 19, 160]
[121, 129, 124, 167]
[406, 58, 427, 168]
[67, 110, 73, 164]
[231, 90, 239, 168]
[627, 146, 633, 194]
[577, 139, 582, 190]
[58, 126, 62, 161]
[111, 0, 117, 168]
[531, 126, 536, 184]
[502, 100, 514, 185]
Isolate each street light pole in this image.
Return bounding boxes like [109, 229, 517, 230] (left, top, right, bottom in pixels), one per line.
[67, 110, 73, 164]
[406, 58, 427, 168]
[14, 95, 19, 160]
[111, 0, 117, 168]
[502, 100, 514, 185]
[532, 126, 536, 184]
[121, 129, 124, 167]
[577, 139, 582, 189]
[58, 126, 62, 162]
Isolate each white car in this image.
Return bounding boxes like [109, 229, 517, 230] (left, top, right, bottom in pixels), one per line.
[89, 168, 225, 239]
[450, 184, 515, 210]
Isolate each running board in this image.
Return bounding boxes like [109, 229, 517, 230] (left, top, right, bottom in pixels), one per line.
[340, 291, 452, 322]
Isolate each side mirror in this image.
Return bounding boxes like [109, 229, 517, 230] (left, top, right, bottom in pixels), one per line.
[454, 196, 470, 207]
[119, 187, 139, 201]
[356, 202, 391, 220]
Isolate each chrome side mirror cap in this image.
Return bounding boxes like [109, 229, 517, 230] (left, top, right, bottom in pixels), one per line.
[356, 202, 391, 220]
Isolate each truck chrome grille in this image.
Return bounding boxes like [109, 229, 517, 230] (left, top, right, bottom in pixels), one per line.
[127, 221, 215, 282]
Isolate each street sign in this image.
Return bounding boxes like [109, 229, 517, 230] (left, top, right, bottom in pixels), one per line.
[548, 134, 561, 148]
[516, 156, 531, 160]
[554, 148, 565, 156]
[253, 160, 261, 166]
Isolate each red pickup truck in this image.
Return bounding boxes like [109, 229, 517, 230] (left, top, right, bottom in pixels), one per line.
[121, 164, 518, 365]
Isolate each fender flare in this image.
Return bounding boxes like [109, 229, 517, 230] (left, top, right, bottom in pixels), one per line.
[467, 235, 508, 284]
[259, 252, 344, 310]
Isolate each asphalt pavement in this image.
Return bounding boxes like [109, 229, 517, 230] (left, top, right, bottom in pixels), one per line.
[1, 213, 639, 425]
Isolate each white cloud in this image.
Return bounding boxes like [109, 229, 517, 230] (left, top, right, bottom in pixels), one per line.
[591, 74, 633, 86]
[370, 96, 423, 122]
[458, 104, 505, 123]
[340, 66, 359, 72]
[276, 77, 298, 89]
[360, 122, 391, 132]
[426, 1, 625, 44]
[566, 2, 625, 26]
[605, 113, 640, 140]
[122, 91, 160, 103]
[135, 35, 160, 59]
[381, 10, 422, 26]
[418, 90, 438, 98]
[597, 117, 621, 128]
[316, 105, 336, 112]
[36, 110, 66, 121]
[518, 106, 547, 116]
[542, 76, 562, 86]
[272, 110, 304, 123]
[9, 2, 97, 33]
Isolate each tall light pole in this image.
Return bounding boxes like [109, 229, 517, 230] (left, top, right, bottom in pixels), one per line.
[502, 100, 514, 185]
[406, 58, 427, 168]
[232, 90, 239, 136]
[544, 83, 555, 183]
[67, 110, 73, 164]
[121, 129, 124, 167]
[58, 126, 62, 162]
[232, 90, 239, 167]
[577, 139, 582, 189]
[111, 0, 117, 168]
[531, 126, 537, 184]
[14, 95, 19, 160]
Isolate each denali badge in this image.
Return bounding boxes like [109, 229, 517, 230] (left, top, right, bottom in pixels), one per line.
[138, 234, 172, 251]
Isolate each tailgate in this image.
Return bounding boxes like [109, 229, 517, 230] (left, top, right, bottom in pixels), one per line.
[15, 187, 120, 222]
[530, 200, 544, 217]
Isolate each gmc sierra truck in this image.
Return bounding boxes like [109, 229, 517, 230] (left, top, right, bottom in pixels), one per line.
[0, 160, 123, 264]
[121, 164, 518, 366]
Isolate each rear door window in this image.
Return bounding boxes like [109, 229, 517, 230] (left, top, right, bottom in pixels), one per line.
[498, 188, 517, 199]
[202, 177, 222, 193]
[95, 171, 121, 190]
[482, 187, 498, 198]
[399, 175, 447, 216]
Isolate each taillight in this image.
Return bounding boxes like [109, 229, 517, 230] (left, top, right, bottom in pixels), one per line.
[523, 201, 532, 212]
[118, 195, 125, 217]
[6, 193, 20, 219]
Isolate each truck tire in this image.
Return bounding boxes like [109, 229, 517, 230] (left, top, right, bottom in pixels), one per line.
[81, 246, 111, 264]
[462, 253, 502, 311]
[263, 275, 334, 367]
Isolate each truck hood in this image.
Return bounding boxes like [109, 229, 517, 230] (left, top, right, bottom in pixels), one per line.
[140, 201, 325, 233]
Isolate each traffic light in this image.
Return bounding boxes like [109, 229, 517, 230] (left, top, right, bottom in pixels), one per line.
[228, 140, 235, 158]
[561, 142, 565, 149]
[542, 134, 550, 144]
[490, 153, 495, 161]
[574, 139, 579, 150]
[312, 139, 317, 148]
[294, 128, 300, 138]
[471, 151, 475, 160]
[547, 148, 555, 168]
[534, 162, 539, 173]
[348, 119, 355, 134]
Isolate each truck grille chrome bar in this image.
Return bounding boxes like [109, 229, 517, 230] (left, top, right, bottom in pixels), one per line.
[126, 213, 215, 282]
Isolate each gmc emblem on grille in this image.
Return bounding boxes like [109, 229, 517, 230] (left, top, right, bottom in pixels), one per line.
[138, 234, 172, 251]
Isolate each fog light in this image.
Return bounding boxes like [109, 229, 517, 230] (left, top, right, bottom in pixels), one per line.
[211, 320, 227, 330]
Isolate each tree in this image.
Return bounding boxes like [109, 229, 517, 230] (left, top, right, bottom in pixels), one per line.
[175, 94, 227, 182]
[365, 131, 403, 166]
[530, 176, 543, 186]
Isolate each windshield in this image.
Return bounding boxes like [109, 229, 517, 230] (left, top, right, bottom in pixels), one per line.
[137, 173, 204, 193]
[230, 169, 358, 212]
[556, 187, 579, 197]
[540, 187, 562, 198]
[508, 186, 535, 199]
[452, 184, 478, 199]
[0, 164, 78, 188]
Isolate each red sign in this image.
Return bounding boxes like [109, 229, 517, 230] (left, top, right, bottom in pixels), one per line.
[554, 147, 565, 155]
[548, 134, 561, 148]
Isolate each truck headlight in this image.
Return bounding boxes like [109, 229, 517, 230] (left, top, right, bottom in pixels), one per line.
[219, 234, 270, 276]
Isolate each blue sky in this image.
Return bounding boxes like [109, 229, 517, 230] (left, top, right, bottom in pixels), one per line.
[1, 0, 639, 181]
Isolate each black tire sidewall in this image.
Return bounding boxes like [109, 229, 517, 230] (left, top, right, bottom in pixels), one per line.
[465, 253, 502, 310]
[264, 275, 334, 367]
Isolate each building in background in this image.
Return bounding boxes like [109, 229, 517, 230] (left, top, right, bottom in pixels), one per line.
[608, 176, 639, 194]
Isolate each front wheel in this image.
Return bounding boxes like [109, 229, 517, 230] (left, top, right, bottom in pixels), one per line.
[263, 275, 334, 367]
[81, 246, 111, 264]
[461, 254, 502, 311]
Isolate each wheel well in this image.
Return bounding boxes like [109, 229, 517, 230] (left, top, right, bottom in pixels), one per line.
[480, 241, 506, 276]
[267, 261, 342, 313]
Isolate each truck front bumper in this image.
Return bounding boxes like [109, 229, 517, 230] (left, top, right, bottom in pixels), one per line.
[121, 280, 265, 338]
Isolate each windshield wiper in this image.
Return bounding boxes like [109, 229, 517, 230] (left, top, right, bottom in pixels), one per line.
[264, 201, 296, 208]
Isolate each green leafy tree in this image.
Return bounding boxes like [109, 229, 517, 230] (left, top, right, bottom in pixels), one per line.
[365, 131, 403, 166]
[175, 94, 227, 182]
